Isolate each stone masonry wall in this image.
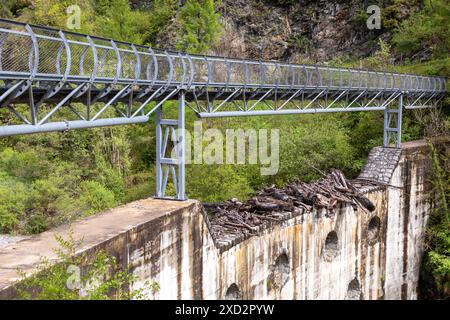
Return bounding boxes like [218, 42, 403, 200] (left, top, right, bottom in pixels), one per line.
[359, 147, 402, 184]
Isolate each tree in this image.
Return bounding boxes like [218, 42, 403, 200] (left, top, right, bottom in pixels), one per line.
[25, 0, 94, 33]
[176, 0, 221, 54]
[0, 0, 24, 18]
[145, 0, 177, 45]
[392, 0, 449, 59]
[94, 0, 151, 44]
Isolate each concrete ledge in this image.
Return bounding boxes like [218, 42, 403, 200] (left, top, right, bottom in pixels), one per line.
[0, 198, 199, 298]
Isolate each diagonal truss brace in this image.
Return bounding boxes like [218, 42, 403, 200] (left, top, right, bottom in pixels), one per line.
[196, 89, 399, 118]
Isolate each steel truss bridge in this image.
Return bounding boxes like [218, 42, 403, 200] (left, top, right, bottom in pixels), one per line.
[0, 19, 447, 200]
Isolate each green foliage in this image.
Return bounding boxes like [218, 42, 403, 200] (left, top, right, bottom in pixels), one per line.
[91, 126, 131, 202]
[23, 0, 94, 33]
[0, 1, 14, 18]
[16, 230, 158, 299]
[187, 164, 253, 202]
[0, 178, 28, 233]
[0, 126, 130, 234]
[344, 112, 384, 160]
[273, 115, 358, 185]
[354, 9, 369, 27]
[93, 0, 152, 44]
[145, 0, 178, 45]
[76, 181, 117, 216]
[20, 0, 153, 44]
[381, 0, 415, 30]
[422, 142, 450, 299]
[0, 148, 45, 181]
[427, 251, 450, 292]
[0, 0, 30, 18]
[176, 0, 222, 54]
[363, 39, 394, 70]
[392, 0, 450, 59]
[288, 35, 312, 54]
[27, 0, 73, 27]
[31, 178, 65, 214]
[124, 171, 154, 203]
[393, 57, 450, 77]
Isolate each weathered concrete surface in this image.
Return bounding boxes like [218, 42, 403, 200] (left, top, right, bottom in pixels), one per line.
[200, 189, 387, 300]
[0, 199, 200, 299]
[0, 140, 437, 300]
[384, 140, 434, 300]
[0, 235, 29, 249]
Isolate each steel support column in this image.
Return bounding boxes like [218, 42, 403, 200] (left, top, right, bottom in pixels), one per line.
[384, 93, 403, 148]
[155, 105, 163, 198]
[155, 90, 186, 200]
[177, 90, 186, 200]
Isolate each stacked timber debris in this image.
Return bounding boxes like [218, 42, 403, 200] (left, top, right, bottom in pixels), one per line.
[204, 169, 377, 242]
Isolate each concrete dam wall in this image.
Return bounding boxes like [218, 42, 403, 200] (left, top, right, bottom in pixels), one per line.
[0, 140, 435, 299]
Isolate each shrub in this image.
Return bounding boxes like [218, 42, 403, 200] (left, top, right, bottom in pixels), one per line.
[176, 0, 222, 54]
[392, 0, 449, 59]
[16, 230, 157, 300]
[30, 178, 66, 216]
[0, 148, 46, 181]
[94, 0, 152, 44]
[422, 141, 450, 299]
[269, 115, 358, 185]
[24, 213, 49, 234]
[0, 179, 28, 233]
[187, 164, 253, 202]
[76, 181, 117, 216]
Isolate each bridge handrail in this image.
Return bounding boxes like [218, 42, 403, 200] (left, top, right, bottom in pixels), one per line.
[0, 18, 447, 95]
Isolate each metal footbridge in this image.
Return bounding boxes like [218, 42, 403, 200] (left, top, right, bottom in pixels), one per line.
[0, 19, 447, 200]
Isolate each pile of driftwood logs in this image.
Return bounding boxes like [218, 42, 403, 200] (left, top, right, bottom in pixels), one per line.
[204, 169, 376, 240]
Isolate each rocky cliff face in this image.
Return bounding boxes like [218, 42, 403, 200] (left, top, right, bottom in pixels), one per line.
[215, 0, 412, 62]
[134, 0, 421, 62]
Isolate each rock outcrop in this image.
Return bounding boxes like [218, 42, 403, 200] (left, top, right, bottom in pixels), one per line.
[133, 0, 421, 62]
